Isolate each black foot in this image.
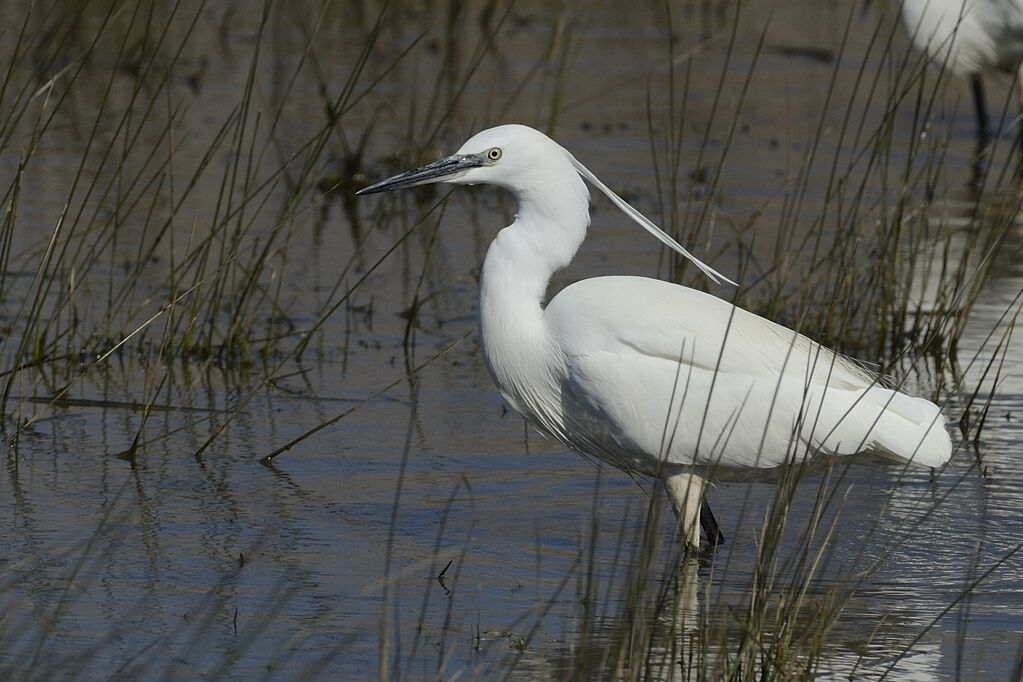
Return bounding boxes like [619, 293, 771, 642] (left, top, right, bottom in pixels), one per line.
[700, 498, 725, 547]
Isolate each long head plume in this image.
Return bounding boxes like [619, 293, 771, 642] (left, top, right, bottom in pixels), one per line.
[567, 154, 737, 287]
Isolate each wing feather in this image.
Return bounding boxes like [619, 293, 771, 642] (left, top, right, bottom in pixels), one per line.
[545, 276, 951, 472]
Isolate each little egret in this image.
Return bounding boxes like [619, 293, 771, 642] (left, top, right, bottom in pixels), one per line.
[892, 0, 1023, 149]
[358, 124, 953, 548]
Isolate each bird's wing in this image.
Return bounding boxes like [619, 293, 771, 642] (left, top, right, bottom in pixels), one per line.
[544, 277, 950, 470]
[547, 276, 873, 390]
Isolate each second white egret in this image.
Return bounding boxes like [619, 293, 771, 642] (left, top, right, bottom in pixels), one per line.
[894, 0, 1023, 148]
[358, 124, 953, 548]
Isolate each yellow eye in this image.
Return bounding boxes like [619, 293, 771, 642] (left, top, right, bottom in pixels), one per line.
[487, 147, 502, 161]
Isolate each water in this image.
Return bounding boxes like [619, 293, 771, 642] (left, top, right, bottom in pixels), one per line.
[0, 1, 1021, 679]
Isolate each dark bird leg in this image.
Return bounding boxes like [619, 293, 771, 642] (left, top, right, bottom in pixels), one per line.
[700, 498, 725, 546]
[971, 73, 991, 151]
[969, 74, 991, 186]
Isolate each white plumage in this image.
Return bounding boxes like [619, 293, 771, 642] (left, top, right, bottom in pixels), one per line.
[895, 0, 1023, 146]
[541, 278, 951, 472]
[899, 0, 1023, 76]
[359, 124, 953, 548]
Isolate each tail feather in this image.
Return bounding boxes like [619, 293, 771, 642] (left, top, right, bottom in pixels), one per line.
[807, 385, 953, 468]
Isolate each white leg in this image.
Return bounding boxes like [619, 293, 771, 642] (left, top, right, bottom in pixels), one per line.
[663, 471, 706, 549]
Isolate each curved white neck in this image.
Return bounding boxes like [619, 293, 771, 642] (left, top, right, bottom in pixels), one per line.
[480, 174, 590, 315]
[477, 171, 590, 402]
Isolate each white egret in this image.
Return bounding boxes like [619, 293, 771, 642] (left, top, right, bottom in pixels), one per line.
[358, 124, 953, 548]
[892, 0, 1023, 148]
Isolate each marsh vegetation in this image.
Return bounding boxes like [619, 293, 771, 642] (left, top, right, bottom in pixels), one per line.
[0, 0, 1020, 678]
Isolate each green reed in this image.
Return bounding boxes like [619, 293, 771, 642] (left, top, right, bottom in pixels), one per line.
[1, 0, 1021, 679]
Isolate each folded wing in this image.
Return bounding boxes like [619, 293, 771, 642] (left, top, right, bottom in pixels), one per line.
[545, 277, 952, 472]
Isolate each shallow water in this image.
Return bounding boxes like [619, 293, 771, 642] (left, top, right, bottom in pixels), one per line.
[0, 0, 1021, 679]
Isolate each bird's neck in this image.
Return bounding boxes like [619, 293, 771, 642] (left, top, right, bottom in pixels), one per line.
[477, 174, 590, 400]
[479, 179, 590, 322]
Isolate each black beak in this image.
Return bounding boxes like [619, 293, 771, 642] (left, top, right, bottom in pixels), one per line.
[356, 154, 483, 195]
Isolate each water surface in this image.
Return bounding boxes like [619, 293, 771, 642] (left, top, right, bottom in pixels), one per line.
[0, 1, 1021, 679]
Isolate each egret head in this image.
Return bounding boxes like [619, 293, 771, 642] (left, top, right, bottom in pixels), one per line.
[356, 124, 567, 195]
[357, 124, 736, 286]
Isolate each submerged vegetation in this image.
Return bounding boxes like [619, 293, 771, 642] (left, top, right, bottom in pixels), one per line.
[0, 0, 1020, 679]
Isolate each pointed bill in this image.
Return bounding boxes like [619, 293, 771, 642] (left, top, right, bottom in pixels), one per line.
[356, 154, 483, 195]
[567, 154, 737, 287]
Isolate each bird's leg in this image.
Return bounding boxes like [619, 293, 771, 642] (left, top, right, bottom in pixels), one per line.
[699, 498, 725, 547]
[663, 471, 707, 549]
[968, 73, 993, 186]
[971, 74, 991, 152]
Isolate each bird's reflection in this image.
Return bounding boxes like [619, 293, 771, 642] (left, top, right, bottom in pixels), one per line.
[660, 556, 702, 681]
